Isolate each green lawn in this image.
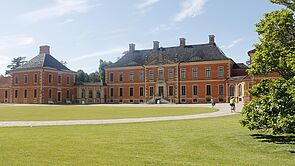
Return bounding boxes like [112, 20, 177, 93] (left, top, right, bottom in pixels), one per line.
[0, 105, 216, 121]
[0, 115, 294, 165]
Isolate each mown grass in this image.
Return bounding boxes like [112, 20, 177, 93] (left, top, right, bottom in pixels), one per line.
[0, 105, 215, 121]
[0, 115, 294, 165]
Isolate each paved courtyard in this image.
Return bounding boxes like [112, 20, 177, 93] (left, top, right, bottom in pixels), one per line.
[0, 103, 243, 127]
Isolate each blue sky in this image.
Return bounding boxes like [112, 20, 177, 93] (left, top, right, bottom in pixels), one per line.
[0, 0, 284, 74]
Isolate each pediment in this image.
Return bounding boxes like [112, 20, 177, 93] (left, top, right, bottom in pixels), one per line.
[145, 53, 175, 65]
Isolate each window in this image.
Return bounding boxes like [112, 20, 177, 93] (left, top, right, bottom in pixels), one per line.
[168, 68, 174, 80]
[193, 85, 198, 96]
[192, 68, 198, 79]
[34, 74, 38, 84]
[89, 90, 93, 98]
[206, 85, 211, 96]
[67, 90, 70, 99]
[139, 87, 144, 97]
[49, 89, 52, 98]
[139, 71, 144, 81]
[5, 91, 8, 98]
[181, 86, 186, 96]
[34, 89, 37, 98]
[15, 90, 18, 98]
[205, 67, 211, 78]
[109, 73, 114, 82]
[48, 74, 52, 84]
[129, 88, 134, 97]
[218, 66, 224, 77]
[24, 75, 28, 84]
[149, 70, 154, 81]
[169, 86, 174, 96]
[129, 71, 134, 81]
[158, 69, 163, 80]
[119, 88, 123, 97]
[149, 87, 154, 96]
[15, 75, 18, 84]
[82, 89, 85, 98]
[239, 84, 243, 96]
[96, 91, 100, 98]
[58, 75, 62, 84]
[230, 85, 235, 96]
[219, 85, 224, 95]
[24, 89, 27, 98]
[67, 77, 70, 84]
[118, 72, 123, 82]
[181, 68, 186, 79]
[110, 88, 114, 97]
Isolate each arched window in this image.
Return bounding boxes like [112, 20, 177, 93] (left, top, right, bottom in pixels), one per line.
[82, 89, 85, 98]
[239, 84, 243, 96]
[229, 85, 235, 96]
[96, 91, 100, 98]
[89, 90, 93, 98]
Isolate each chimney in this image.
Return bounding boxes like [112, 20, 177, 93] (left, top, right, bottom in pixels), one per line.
[209, 35, 215, 44]
[39, 45, 50, 54]
[153, 41, 159, 50]
[179, 38, 186, 47]
[129, 43, 135, 52]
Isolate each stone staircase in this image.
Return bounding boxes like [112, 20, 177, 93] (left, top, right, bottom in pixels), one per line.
[147, 97, 170, 104]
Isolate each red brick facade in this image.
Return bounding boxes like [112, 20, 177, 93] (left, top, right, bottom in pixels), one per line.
[0, 76, 12, 103]
[10, 70, 76, 104]
[1, 40, 274, 105]
[105, 60, 236, 104]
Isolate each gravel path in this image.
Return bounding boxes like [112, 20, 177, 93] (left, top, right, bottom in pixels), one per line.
[0, 103, 243, 127]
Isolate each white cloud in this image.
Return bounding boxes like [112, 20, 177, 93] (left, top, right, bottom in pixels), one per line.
[175, 0, 206, 22]
[0, 35, 34, 50]
[60, 18, 74, 24]
[221, 38, 243, 50]
[21, 0, 99, 22]
[137, 0, 160, 9]
[70, 47, 126, 62]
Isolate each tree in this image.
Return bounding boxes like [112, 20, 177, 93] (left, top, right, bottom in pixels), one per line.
[270, 0, 295, 11]
[98, 59, 112, 83]
[76, 70, 88, 84]
[88, 71, 100, 83]
[6, 57, 27, 74]
[241, 1, 295, 134]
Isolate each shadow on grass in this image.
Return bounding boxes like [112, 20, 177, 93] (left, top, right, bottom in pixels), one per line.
[251, 134, 295, 145]
[251, 134, 295, 154]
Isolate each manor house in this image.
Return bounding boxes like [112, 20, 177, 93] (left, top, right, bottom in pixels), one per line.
[0, 35, 263, 104]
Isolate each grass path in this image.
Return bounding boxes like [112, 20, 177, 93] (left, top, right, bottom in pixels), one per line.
[0, 115, 293, 166]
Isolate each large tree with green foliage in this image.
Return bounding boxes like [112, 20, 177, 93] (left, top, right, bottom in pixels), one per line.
[98, 59, 112, 83]
[241, 0, 295, 134]
[6, 57, 27, 74]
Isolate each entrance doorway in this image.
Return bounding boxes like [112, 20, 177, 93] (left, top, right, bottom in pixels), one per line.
[57, 92, 62, 102]
[158, 86, 164, 97]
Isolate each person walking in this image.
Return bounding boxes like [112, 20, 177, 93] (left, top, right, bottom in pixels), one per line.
[210, 98, 215, 108]
[230, 97, 236, 112]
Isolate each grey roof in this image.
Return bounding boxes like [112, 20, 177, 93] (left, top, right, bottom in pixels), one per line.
[107, 43, 231, 68]
[13, 54, 73, 72]
[236, 63, 248, 69]
[226, 75, 251, 82]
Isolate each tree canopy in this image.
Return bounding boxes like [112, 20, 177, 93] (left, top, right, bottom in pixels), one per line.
[241, 1, 295, 134]
[6, 57, 27, 74]
[76, 59, 112, 84]
[98, 59, 112, 83]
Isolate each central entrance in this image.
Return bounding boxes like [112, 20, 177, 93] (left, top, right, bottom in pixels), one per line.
[158, 86, 164, 97]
